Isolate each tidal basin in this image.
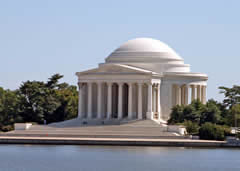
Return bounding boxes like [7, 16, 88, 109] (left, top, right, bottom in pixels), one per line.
[0, 145, 239, 171]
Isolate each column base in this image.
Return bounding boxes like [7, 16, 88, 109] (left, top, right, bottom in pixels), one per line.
[146, 112, 154, 120]
[137, 114, 143, 120]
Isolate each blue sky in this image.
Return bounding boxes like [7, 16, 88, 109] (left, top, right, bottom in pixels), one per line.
[0, 0, 240, 101]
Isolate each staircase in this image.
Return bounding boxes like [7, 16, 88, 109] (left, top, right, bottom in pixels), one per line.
[1, 119, 189, 139]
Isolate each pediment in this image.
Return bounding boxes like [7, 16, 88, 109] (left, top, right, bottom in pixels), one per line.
[97, 65, 134, 73]
[76, 64, 154, 76]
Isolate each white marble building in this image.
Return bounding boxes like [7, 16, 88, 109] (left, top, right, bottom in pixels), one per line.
[76, 38, 208, 124]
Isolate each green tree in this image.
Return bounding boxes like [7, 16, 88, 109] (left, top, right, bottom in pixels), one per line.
[183, 105, 200, 123]
[18, 81, 48, 123]
[183, 100, 205, 124]
[229, 104, 240, 127]
[200, 100, 221, 125]
[219, 85, 240, 108]
[183, 120, 199, 135]
[18, 74, 78, 124]
[199, 122, 225, 141]
[168, 105, 184, 124]
[0, 87, 21, 131]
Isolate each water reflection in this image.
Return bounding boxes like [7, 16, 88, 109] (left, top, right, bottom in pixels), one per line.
[0, 145, 239, 171]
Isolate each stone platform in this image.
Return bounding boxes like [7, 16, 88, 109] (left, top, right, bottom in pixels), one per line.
[1, 119, 185, 139]
[0, 120, 236, 147]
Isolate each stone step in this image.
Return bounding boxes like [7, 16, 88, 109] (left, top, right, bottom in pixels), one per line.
[0, 133, 188, 139]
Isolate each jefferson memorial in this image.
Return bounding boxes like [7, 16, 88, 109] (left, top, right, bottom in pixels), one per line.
[76, 38, 208, 124]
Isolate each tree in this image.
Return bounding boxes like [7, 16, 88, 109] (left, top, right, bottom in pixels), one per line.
[0, 87, 21, 131]
[18, 81, 48, 123]
[183, 120, 199, 135]
[219, 85, 240, 108]
[168, 105, 184, 124]
[199, 122, 225, 141]
[200, 100, 221, 125]
[0, 74, 78, 131]
[183, 105, 200, 123]
[183, 100, 205, 124]
[229, 104, 240, 127]
[47, 85, 78, 123]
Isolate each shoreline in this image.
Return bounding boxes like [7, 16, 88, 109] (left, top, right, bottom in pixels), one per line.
[0, 136, 239, 148]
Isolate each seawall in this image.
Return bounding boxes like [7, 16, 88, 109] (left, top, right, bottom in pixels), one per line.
[0, 136, 239, 147]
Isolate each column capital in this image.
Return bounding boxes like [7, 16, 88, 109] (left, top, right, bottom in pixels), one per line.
[191, 84, 196, 88]
[107, 82, 113, 86]
[96, 81, 103, 85]
[78, 82, 84, 87]
[127, 82, 133, 86]
[87, 82, 92, 86]
[147, 82, 153, 86]
[175, 84, 180, 88]
[118, 82, 124, 86]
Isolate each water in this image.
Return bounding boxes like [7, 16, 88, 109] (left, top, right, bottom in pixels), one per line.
[0, 145, 239, 171]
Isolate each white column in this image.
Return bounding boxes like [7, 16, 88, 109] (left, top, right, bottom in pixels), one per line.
[97, 82, 102, 119]
[157, 83, 161, 120]
[87, 82, 92, 119]
[118, 83, 123, 119]
[147, 83, 153, 119]
[181, 85, 185, 105]
[197, 85, 201, 101]
[78, 83, 84, 119]
[191, 85, 196, 102]
[203, 86, 207, 104]
[176, 85, 181, 105]
[128, 83, 133, 119]
[184, 85, 189, 105]
[153, 85, 156, 113]
[201, 85, 207, 104]
[107, 82, 112, 119]
[137, 83, 143, 120]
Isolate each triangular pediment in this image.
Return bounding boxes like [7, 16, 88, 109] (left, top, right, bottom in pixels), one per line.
[76, 64, 156, 76]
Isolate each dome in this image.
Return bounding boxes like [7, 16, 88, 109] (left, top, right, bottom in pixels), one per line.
[105, 38, 182, 63]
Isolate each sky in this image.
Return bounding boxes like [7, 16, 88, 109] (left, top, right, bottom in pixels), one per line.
[0, 0, 240, 102]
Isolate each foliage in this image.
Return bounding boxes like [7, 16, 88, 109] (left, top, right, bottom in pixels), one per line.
[0, 88, 21, 131]
[219, 85, 240, 108]
[183, 120, 199, 135]
[168, 100, 204, 125]
[199, 122, 225, 141]
[228, 104, 240, 127]
[168, 105, 184, 124]
[0, 74, 78, 131]
[200, 100, 221, 125]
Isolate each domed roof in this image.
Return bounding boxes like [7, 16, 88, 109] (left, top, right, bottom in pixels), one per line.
[105, 38, 182, 63]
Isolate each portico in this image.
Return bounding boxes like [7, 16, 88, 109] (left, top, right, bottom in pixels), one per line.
[76, 38, 208, 123]
[77, 79, 162, 121]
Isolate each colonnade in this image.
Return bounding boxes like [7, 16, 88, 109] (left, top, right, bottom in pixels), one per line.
[173, 84, 206, 106]
[78, 82, 161, 120]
